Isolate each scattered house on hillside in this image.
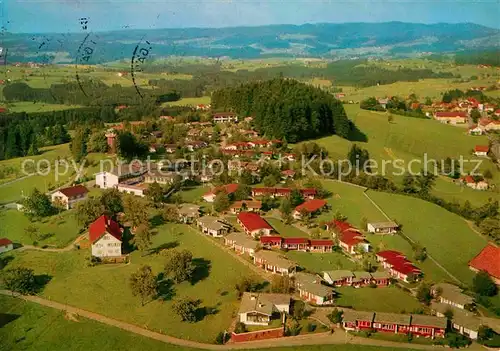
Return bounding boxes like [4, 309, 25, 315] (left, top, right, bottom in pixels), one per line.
[433, 111, 467, 124]
[178, 204, 200, 224]
[213, 112, 238, 123]
[50, 185, 89, 210]
[468, 125, 483, 136]
[238, 292, 290, 326]
[230, 200, 262, 214]
[117, 182, 147, 197]
[282, 237, 309, 251]
[293, 199, 327, 220]
[95, 163, 146, 189]
[309, 239, 334, 253]
[431, 283, 474, 310]
[479, 118, 500, 132]
[468, 245, 500, 285]
[197, 216, 231, 237]
[323, 270, 355, 286]
[260, 236, 283, 249]
[461, 175, 489, 190]
[376, 250, 422, 283]
[294, 272, 335, 305]
[473, 145, 489, 157]
[338, 231, 370, 255]
[0, 238, 13, 254]
[89, 215, 123, 258]
[253, 250, 297, 276]
[202, 183, 239, 202]
[237, 212, 273, 238]
[224, 232, 260, 257]
[367, 221, 399, 234]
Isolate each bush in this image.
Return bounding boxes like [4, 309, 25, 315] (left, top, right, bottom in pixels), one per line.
[234, 322, 247, 334]
[446, 332, 472, 348]
[307, 323, 317, 332]
[215, 331, 230, 344]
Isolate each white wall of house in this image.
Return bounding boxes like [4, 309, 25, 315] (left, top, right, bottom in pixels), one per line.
[239, 312, 270, 326]
[203, 194, 216, 202]
[51, 191, 87, 210]
[0, 244, 13, 254]
[117, 185, 145, 197]
[95, 172, 119, 189]
[91, 233, 122, 258]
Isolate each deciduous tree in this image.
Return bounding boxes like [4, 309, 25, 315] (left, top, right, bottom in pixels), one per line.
[164, 249, 195, 283]
[2, 267, 37, 295]
[172, 297, 199, 322]
[129, 265, 158, 306]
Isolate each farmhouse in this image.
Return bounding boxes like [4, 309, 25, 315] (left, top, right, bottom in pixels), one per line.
[260, 236, 283, 249]
[230, 200, 262, 214]
[202, 183, 239, 202]
[323, 270, 355, 286]
[367, 221, 398, 234]
[461, 175, 489, 190]
[197, 216, 231, 237]
[433, 111, 467, 124]
[237, 212, 273, 237]
[224, 232, 259, 257]
[282, 237, 309, 251]
[238, 292, 290, 326]
[469, 245, 500, 285]
[293, 199, 327, 219]
[376, 250, 422, 282]
[338, 231, 370, 255]
[213, 112, 238, 123]
[473, 145, 489, 157]
[0, 238, 13, 254]
[294, 272, 335, 305]
[50, 185, 89, 210]
[253, 250, 297, 276]
[431, 283, 474, 310]
[89, 215, 123, 258]
[178, 204, 200, 223]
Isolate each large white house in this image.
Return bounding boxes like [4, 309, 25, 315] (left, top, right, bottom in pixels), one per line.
[95, 163, 145, 189]
[51, 185, 89, 210]
[89, 215, 123, 258]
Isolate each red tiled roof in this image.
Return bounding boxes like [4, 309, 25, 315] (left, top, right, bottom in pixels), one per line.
[89, 215, 122, 243]
[463, 175, 475, 184]
[339, 231, 366, 246]
[57, 185, 89, 198]
[205, 183, 239, 196]
[237, 212, 273, 232]
[300, 188, 317, 196]
[295, 199, 327, 213]
[376, 250, 406, 261]
[434, 111, 467, 118]
[310, 239, 334, 246]
[283, 237, 309, 245]
[260, 236, 283, 244]
[0, 238, 13, 246]
[391, 261, 422, 275]
[475, 145, 489, 153]
[329, 220, 355, 232]
[469, 245, 500, 279]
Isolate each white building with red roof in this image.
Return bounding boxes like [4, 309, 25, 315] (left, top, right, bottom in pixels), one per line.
[469, 245, 500, 285]
[479, 118, 500, 132]
[89, 215, 123, 258]
[461, 175, 489, 190]
[433, 111, 467, 124]
[0, 238, 13, 254]
[237, 212, 273, 238]
[473, 145, 489, 157]
[376, 250, 422, 283]
[202, 183, 239, 202]
[338, 231, 370, 255]
[51, 185, 89, 210]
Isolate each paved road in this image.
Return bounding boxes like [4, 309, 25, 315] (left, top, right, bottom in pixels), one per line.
[1, 290, 446, 350]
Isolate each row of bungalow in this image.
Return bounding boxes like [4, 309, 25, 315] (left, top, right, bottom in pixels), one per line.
[323, 270, 391, 287]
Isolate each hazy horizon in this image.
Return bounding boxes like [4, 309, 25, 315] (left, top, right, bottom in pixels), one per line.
[5, 0, 500, 33]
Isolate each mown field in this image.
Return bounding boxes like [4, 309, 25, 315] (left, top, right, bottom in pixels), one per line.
[0, 295, 430, 351]
[2, 222, 261, 343]
[367, 190, 488, 285]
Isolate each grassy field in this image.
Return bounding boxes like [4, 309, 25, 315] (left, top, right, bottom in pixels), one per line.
[178, 186, 210, 204]
[267, 218, 310, 237]
[2, 222, 261, 343]
[286, 251, 357, 273]
[6, 101, 84, 113]
[367, 190, 488, 285]
[0, 208, 82, 247]
[165, 96, 211, 107]
[335, 286, 423, 313]
[0, 295, 430, 351]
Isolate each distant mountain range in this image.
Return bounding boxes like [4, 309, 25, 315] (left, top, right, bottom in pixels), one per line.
[4, 22, 500, 63]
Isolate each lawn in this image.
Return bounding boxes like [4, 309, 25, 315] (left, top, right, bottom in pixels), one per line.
[178, 185, 210, 204]
[0, 208, 82, 248]
[2, 222, 262, 343]
[366, 190, 488, 285]
[285, 251, 357, 273]
[335, 286, 422, 314]
[266, 218, 310, 238]
[318, 180, 387, 227]
[165, 96, 211, 107]
[6, 101, 84, 113]
[0, 295, 429, 351]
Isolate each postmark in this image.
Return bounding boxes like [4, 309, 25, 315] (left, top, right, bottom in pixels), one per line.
[130, 38, 153, 98]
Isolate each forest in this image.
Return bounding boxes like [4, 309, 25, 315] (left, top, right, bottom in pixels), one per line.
[455, 50, 500, 67]
[212, 78, 351, 142]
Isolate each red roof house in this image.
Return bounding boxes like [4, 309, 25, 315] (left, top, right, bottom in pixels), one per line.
[474, 145, 489, 156]
[237, 212, 273, 238]
[260, 236, 283, 248]
[309, 239, 334, 253]
[0, 238, 13, 253]
[293, 199, 327, 219]
[469, 245, 500, 284]
[51, 185, 89, 210]
[202, 183, 239, 202]
[282, 237, 309, 251]
[338, 231, 370, 255]
[89, 215, 123, 258]
[376, 250, 422, 282]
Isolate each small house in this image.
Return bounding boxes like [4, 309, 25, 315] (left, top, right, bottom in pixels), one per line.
[224, 232, 259, 257]
[308, 239, 334, 253]
[230, 200, 262, 214]
[202, 183, 239, 202]
[323, 270, 355, 286]
[253, 250, 296, 276]
[431, 283, 474, 310]
[473, 145, 489, 157]
[238, 292, 290, 326]
[51, 185, 89, 210]
[469, 245, 500, 285]
[367, 221, 398, 234]
[0, 238, 13, 254]
[260, 236, 283, 249]
[338, 231, 370, 255]
[89, 215, 123, 258]
[282, 237, 309, 251]
[372, 312, 411, 334]
[237, 212, 273, 238]
[197, 216, 231, 237]
[410, 315, 446, 338]
[292, 199, 327, 220]
[294, 272, 334, 306]
[351, 271, 372, 288]
[342, 310, 375, 331]
[178, 204, 200, 224]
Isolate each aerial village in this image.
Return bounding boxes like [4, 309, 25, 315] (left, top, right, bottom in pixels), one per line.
[2, 100, 499, 347]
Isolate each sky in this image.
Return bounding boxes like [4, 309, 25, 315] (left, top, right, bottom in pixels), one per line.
[4, 0, 500, 33]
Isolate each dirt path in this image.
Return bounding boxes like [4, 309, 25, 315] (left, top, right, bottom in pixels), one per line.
[17, 233, 86, 253]
[0, 290, 443, 350]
